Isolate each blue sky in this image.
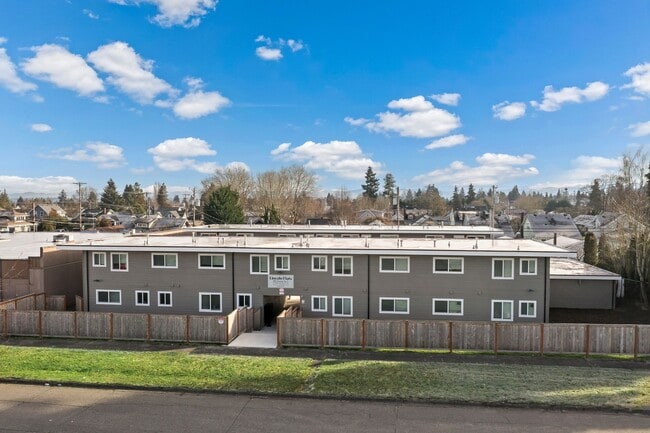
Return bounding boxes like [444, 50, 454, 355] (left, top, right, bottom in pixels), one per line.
[0, 0, 649, 198]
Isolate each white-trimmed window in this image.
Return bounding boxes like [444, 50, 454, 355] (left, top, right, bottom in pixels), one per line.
[333, 296, 353, 317]
[198, 254, 225, 269]
[250, 255, 269, 274]
[492, 300, 513, 321]
[520, 259, 537, 276]
[158, 291, 173, 307]
[275, 255, 290, 271]
[96, 290, 121, 305]
[237, 293, 252, 308]
[110, 253, 128, 272]
[433, 257, 464, 274]
[333, 256, 353, 276]
[152, 253, 178, 268]
[519, 301, 537, 318]
[135, 290, 149, 306]
[92, 252, 106, 267]
[379, 297, 409, 314]
[312, 255, 327, 272]
[432, 298, 464, 316]
[312, 296, 327, 312]
[199, 292, 222, 312]
[492, 259, 514, 279]
[380, 257, 410, 273]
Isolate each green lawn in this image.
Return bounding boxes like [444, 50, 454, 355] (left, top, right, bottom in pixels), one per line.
[0, 346, 648, 411]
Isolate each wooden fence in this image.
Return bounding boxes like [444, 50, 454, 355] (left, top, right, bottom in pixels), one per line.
[277, 318, 650, 358]
[0, 293, 66, 312]
[0, 307, 261, 344]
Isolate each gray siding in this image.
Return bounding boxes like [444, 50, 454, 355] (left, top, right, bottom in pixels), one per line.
[550, 280, 615, 309]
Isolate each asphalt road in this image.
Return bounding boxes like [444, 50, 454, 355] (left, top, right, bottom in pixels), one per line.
[0, 383, 648, 433]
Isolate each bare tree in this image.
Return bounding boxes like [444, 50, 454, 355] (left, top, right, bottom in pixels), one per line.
[202, 165, 255, 211]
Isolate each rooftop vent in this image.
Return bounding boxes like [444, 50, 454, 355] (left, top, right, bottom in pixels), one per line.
[52, 234, 73, 243]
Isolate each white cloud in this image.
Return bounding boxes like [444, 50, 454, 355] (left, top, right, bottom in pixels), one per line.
[0, 175, 79, 195]
[530, 81, 609, 112]
[413, 153, 538, 188]
[623, 63, 650, 97]
[41, 142, 126, 169]
[173, 90, 230, 119]
[21, 44, 103, 96]
[628, 120, 650, 137]
[87, 41, 175, 104]
[110, 0, 217, 28]
[344, 117, 370, 126]
[430, 93, 461, 106]
[363, 95, 461, 138]
[425, 134, 471, 150]
[492, 101, 526, 121]
[0, 40, 37, 94]
[31, 123, 53, 133]
[528, 155, 621, 191]
[83, 9, 99, 19]
[287, 39, 304, 52]
[255, 46, 283, 61]
[271, 140, 382, 180]
[147, 137, 218, 172]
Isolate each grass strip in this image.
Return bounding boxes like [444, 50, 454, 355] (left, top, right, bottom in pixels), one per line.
[0, 346, 648, 410]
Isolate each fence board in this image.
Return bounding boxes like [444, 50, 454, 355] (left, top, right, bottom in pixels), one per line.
[365, 320, 405, 348]
[75, 296, 84, 312]
[7, 311, 40, 336]
[589, 325, 636, 355]
[639, 326, 650, 355]
[150, 315, 186, 341]
[188, 316, 227, 343]
[408, 321, 449, 349]
[46, 296, 66, 312]
[498, 324, 541, 352]
[279, 318, 321, 346]
[324, 320, 362, 347]
[544, 324, 586, 354]
[41, 311, 75, 337]
[452, 322, 493, 351]
[113, 314, 149, 340]
[76, 312, 111, 339]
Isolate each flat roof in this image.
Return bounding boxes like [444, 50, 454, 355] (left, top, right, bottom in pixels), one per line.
[550, 257, 621, 280]
[57, 235, 575, 258]
[0, 232, 127, 260]
[186, 223, 504, 235]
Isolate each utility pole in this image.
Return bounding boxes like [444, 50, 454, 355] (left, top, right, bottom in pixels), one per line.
[73, 182, 86, 231]
[395, 186, 400, 229]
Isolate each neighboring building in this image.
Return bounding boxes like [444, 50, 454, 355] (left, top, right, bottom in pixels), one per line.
[522, 213, 581, 240]
[30, 204, 66, 222]
[0, 211, 33, 233]
[544, 236, 584, 261]
[59, 236, 575, 323]
[549, 258, 622, 309]
[356, 209, 388, 224]
[573, 212, 618, 237]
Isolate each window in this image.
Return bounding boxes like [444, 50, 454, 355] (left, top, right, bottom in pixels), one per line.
[380, 257, 410, 273]
[250, 255, 269, 274]
[92, 252, 106, 267]
[379, 297, 409, 314]
[432, 298, 464, 316]
[110, 253, 128, 272]
[135, 290, 149, 306]
[152, 253, 178, 268]
[312, 255, 327, 272]
[275, 255, 290, 271]
[519, 301, 537, 318]
[158, 291, 172, 307]
[199, 292, 222, 312]
[520, 259, 537, 276]
[311, 296, 327, 312]
[492, 300, 513, 321]
[333, 256, 353, 276]
[198, 254, 225, 269]
[237, 293, 252, 308]
[433, 258, 464, 274]
[96, 290, 121, 305]
[333, 296, 353, 317]
[492, 259, 514, 279]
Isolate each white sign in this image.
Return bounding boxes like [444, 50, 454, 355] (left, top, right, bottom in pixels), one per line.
[268, 274, 294, 289]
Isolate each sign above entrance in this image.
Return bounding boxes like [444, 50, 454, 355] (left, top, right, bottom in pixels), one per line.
[268, 274, 294, 289]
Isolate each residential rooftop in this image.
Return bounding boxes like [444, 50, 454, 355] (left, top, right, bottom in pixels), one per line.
[0, 232, 126, 260]
[549, 257, 622, 280]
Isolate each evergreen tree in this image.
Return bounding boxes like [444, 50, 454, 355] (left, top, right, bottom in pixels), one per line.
[507, 185, 520, 202]
[87, 191, 98, 208]
[203, 186, 245, 224]
[156, 183, 169, 209]
[598, 233, 613, 270]
[57, 190, 68, 206]
[263, 204, 281, 224]
[451, 186, 463, 209]
[172, 195, 181, 205]
[100, 178, 122, 209]
[588, 179, 603, 213]
[583, 231, 598, 265]
[459, 187, 466, 207]
[0, 189, 11, 209]
[361, 166, 379, 200]
[466, 183, 476, 204]
[16, 196, 24, 208]
[382, 173, 396, 197]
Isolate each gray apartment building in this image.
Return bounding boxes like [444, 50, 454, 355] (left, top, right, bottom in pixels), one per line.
[59, 235, 577, 323]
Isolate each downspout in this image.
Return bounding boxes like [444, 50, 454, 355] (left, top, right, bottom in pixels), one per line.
[84, 251, 90, 312]
[367, 254, 370, 319]
[543, 257, 548, 323]
[231, 252, 236, 311]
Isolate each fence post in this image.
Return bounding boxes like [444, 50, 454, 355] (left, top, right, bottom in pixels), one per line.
[73, 311, 78, 338]
[3, 310, 7, 338]
[494, 323, 499, 355]
[276, 317, 281, 348]
[185, 315, 190, 343]
[226, 314, 230, 344]
[361, 319, 366, 350]
[448, 321, 453, 353]
[585, 324, 590, 358]
[38, 310, 42, 338]
[320, 319, 325, 349]
[109, 312, 114, 340]
[146, 314, 151, 341]
[633, 325, 639, 360]
[404, 320, 409, 349]
[540, 323, 545, 356]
